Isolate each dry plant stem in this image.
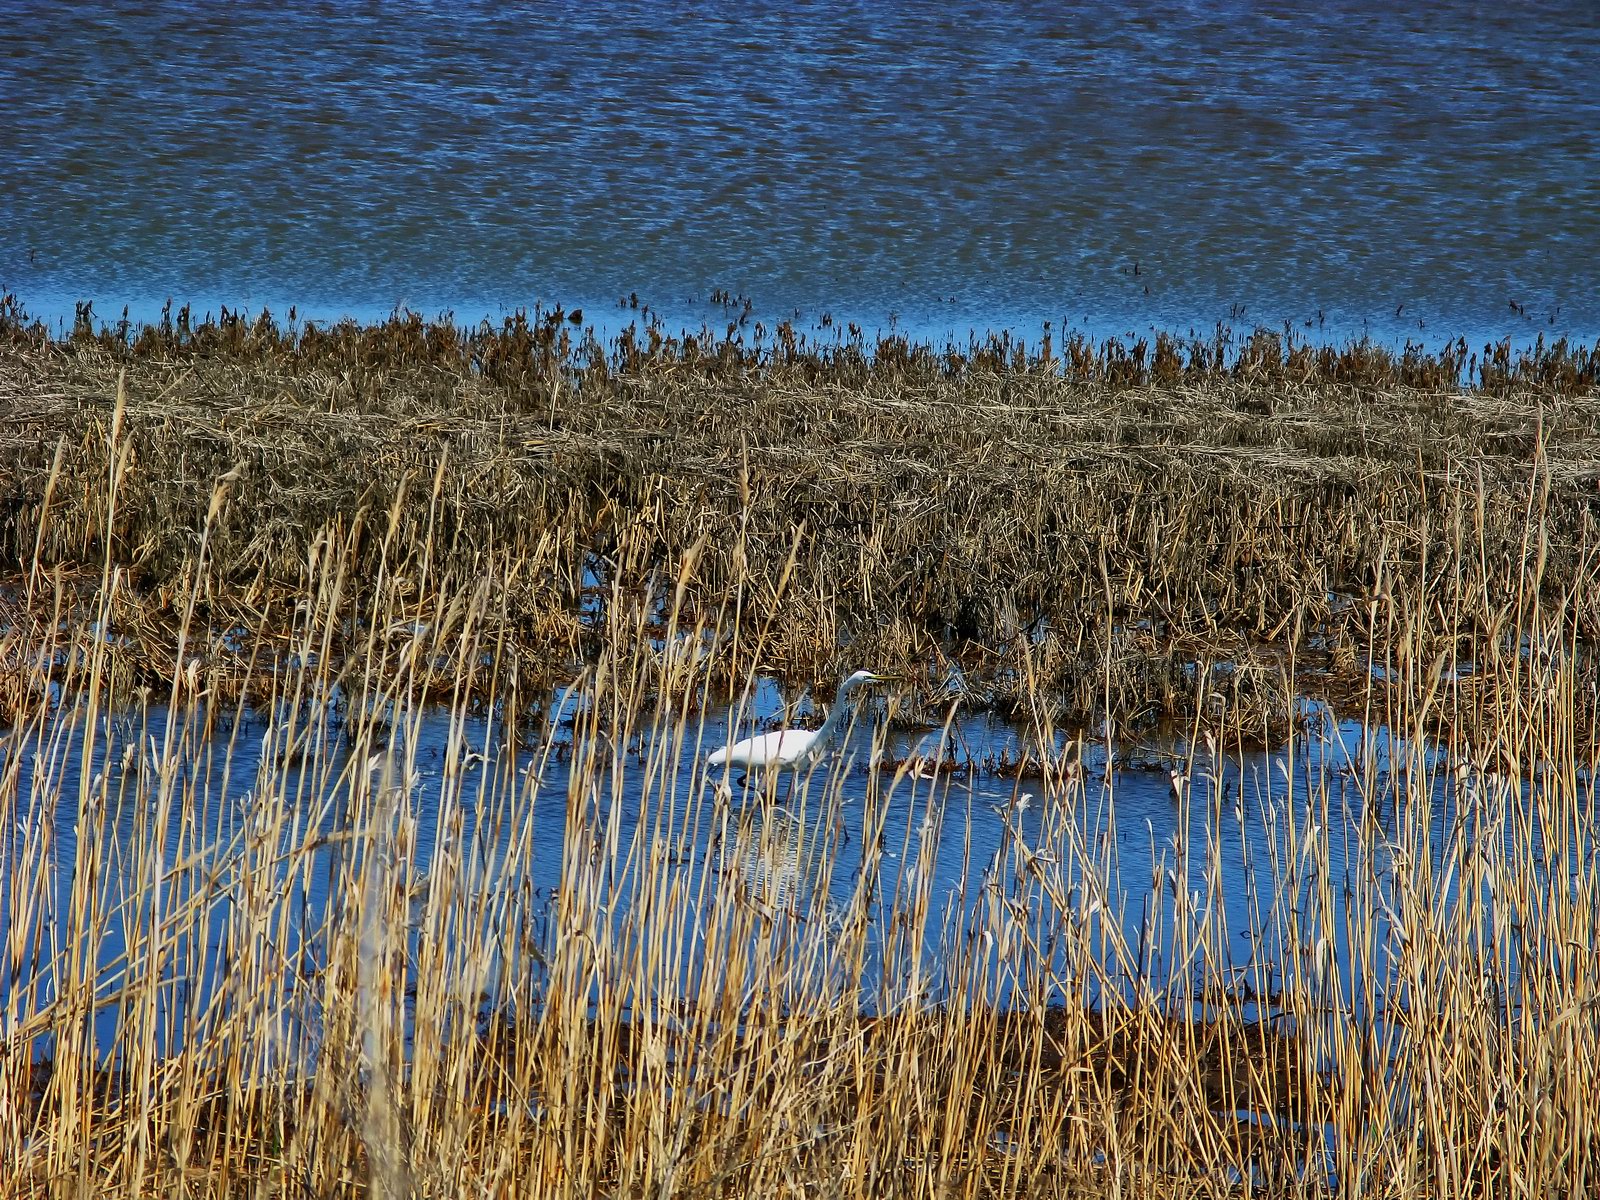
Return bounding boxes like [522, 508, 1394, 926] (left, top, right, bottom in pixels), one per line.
[3, 303, 1599, 740]
[2, 311, 1600, 1195]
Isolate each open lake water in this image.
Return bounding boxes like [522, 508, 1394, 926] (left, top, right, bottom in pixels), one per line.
[5, 1, 1600, 347]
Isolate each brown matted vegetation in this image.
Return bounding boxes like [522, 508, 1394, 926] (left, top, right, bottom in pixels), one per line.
[2, 296, 1599, 739]
[3, 300, 1600, 1196]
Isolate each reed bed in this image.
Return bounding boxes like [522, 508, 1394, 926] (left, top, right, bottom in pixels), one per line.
[3, 297, 1599, 737]
[2, 302, 1600, 1196]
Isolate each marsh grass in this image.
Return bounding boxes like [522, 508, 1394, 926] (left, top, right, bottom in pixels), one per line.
[4, 297, 1600, 738]
[3, 304, 1600, 1196]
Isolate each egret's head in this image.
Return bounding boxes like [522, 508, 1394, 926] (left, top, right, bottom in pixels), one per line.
[843, 669, 888, 690]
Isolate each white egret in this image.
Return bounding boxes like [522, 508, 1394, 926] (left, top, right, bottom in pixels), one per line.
[708, 670, 887, 781]
[1168, 766, 1189, 801]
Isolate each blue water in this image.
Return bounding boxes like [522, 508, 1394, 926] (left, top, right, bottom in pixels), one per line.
[0, 675, 1536, 1063]
[5, 1, 1599, 347]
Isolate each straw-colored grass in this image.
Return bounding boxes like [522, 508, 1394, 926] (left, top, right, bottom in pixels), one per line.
[3, 299, 1599, 738]
[2, 305, 1600, 1196]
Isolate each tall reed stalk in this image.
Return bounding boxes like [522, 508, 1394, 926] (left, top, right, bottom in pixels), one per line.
[2, 312, 1599, 1196]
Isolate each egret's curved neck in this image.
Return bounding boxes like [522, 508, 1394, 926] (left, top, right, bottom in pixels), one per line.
[809, 677, 863, 752]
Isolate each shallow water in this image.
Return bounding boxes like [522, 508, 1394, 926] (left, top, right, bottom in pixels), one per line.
[0, 676, 1555, 1058]
[5, 2, 1599, 347]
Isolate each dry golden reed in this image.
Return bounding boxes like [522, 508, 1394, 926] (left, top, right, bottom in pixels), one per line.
[3, 296, 1598, 736]
[2, 300, 1599, 1197]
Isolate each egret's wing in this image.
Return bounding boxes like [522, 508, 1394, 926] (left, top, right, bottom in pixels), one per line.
[769, 729, 820, 763]
[708, 728, 814, 769]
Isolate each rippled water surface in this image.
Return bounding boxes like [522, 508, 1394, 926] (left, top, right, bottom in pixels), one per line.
[6, 2, 1600, 345]
[2, 676, 1540, 1055]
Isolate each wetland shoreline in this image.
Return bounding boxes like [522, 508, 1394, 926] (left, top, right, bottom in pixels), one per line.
[3, 301, 1598, 741]
[5, 302, 1600, 1196]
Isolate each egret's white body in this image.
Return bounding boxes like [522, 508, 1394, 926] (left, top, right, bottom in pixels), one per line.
[708, 670, 885, 778]
[1168, 767, 1189, 801]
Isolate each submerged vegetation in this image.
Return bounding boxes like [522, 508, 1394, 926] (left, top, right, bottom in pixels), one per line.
[3, 297, 1600, 1196]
